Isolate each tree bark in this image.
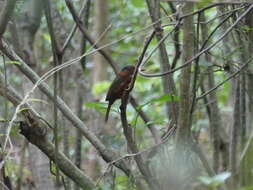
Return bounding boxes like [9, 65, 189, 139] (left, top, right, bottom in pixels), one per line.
[145, 0, 178, 125]
[176, 2, 194, 145]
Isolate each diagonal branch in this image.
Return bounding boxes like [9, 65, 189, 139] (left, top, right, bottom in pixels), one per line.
[43, 0, 62, 185]
[120, 31, 160, 190]
[64, 0, 160, 143]
[0, 72, 95, 190]
[65, 0, 118, 72]
[197, 58, 252, 100]
[138, 3, 253, 77]
[0, 39, 131, 177]
[61, 0, 89, 54]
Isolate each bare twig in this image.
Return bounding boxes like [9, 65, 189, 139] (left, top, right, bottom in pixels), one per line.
[61, 0, 89, 53]
[197, 58, 252, 100]
[64, 0, 162, 143]
[65, 0, 118, 72]
[43, 0, 61, 186]
[139, 4, 253, 77]
[139, 20, 181, 75]
[0, 72, 95, 189]
[129, 97, 161, 143]
[120, 31, 159, 190]
[146, 0, 179, 124]
[0, 40, 132, 177]
[96, 125, 176, 187]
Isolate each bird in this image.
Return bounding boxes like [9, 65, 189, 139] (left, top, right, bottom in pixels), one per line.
[105, 65, 135, 122]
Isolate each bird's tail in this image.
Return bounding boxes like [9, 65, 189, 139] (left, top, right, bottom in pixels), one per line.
[105, 103, 112, 123]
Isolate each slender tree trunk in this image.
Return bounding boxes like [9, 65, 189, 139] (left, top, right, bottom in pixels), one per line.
[240, 9, 253, 186]
[16, 140, 28, 190]
[87, 0, 108, 178]
[14, 1, 54, 189]
[229, 78, 240, 187]
[75, 1, 91, 189]
[200, 13, 229, 172]
[175, 2, 194, 145]
[92, 0, 108, 84]
[145, 0, 178, 125]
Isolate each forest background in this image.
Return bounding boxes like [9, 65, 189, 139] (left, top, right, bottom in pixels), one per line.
[0, 0, 253, 190]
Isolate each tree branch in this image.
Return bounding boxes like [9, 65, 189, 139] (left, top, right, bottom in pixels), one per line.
[197, 58, 252, 100]
[139, 3, 253, 77]
[64, 0, 160, 143]
[64, 0, 118, 72]
[120, 31, 160, 190]
[0, 39, 132, 176]
[0, 72, 95, 190]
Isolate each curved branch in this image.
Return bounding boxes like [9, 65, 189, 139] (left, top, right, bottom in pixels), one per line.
[0, 39, 132, 177]
[139, 4, 253, 77]
[120, 31, 160, 189]
[197, 58, 252, 100]
[0, 72, 95, 190]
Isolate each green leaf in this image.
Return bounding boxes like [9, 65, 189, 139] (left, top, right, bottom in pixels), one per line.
[92, 81, 110, 95]
[242, 25, 253, 31]
[198, 172, 231, 188]
[27, 98, 48, 104]
[149, 93, 179, 103]
[84, 102, 107, 112]
[17, 107, 30, 113]
[237, 186, 253, 190]
[197, 0, 213, 8]
[10, 124, 19, 137]
[146, 119, 166, 126]
[50, 162, 57, 174]
[43, 33, 51, 42]
[136, 94, 179, 111]
[131, 0, 143, 8]
[5, 61, 21, 65]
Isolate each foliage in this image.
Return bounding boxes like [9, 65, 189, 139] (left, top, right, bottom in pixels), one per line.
[0, 0, 252, 189]
[198, 172, 231, 188]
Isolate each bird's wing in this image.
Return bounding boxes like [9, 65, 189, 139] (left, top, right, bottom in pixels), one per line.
[105, 75, 128, 101]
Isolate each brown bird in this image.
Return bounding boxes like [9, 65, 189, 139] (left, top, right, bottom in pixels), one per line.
[105, 65, 135, 122]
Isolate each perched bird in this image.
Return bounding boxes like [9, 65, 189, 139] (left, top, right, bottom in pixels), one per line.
[105, 65, 135, 122]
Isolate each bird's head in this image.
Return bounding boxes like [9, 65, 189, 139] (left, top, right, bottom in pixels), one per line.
[120, 65, 135, 75]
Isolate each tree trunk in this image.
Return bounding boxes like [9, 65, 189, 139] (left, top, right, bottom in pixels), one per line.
[175, 2, 194, 145]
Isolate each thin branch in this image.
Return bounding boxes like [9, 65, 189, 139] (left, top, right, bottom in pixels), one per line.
[197, 57, 252, 100]
[188, 12, 201, 133]
[20, 122, 96, 190]
[55, 0, 162, 142]
[98, 125, 176, 186]
[120, 31, 159, 190]
[128, 31, 156, 91]
[129, 97, 161, 143]
[61, 0, 89, 53]
[139, 20, 181, 75]
[139, 4, 253, 77]
[43, 0, 61, 186]
[0, 72, 96, 189]
[64, 0, 118, 72]
[229, 78, 241, 183]
[0, 39, 132, 177]
[162, 0, 249, 4]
